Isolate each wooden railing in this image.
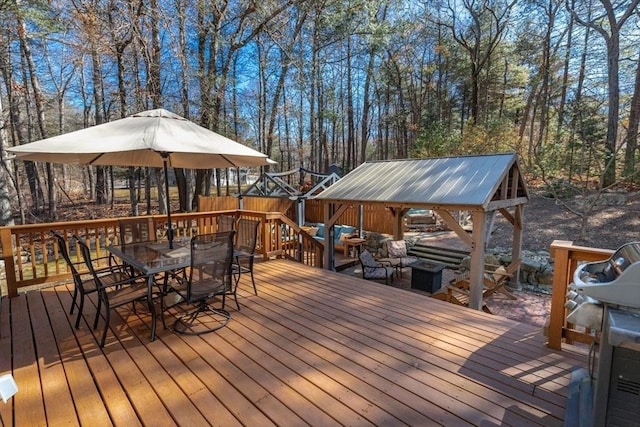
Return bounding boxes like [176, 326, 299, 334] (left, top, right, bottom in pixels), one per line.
[0, 210, 324, 297]
[547, 240, 613, 350]
[276, 215, 324, 268]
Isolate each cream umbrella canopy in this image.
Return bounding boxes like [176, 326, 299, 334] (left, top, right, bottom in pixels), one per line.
[8, 108, 275, 246]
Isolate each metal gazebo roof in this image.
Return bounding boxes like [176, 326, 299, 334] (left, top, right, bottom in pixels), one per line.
[315, 153, 528, 210]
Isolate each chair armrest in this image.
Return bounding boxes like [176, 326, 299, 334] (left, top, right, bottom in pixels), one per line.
[375, 257, 395, 266]
[97, 271, 148, 290]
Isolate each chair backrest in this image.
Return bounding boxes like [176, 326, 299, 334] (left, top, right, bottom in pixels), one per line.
[51, 230, 82, 286]
[359, 250, 378, 268]
[236, 219, 259, 254]
[188, 231, 235, 301]
[217, 215, 236, 233]
[75, 237, 105, 289]
[386, 240, 407, 258]
[118, 218, 156, 245]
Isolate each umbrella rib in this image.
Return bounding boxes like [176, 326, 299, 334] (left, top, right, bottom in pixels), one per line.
[220, 154, 238, 168]
[88, 153, 105, 165]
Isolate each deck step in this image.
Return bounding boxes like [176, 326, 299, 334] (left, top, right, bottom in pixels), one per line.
[408, 243, 469, 269]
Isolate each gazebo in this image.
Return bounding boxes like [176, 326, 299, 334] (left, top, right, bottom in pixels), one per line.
[314, 153, 530, 311]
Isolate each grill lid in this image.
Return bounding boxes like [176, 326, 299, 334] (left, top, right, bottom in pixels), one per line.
[574, 242, 640, 308]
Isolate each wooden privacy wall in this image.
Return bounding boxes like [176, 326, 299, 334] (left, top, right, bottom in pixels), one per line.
[198, 196, 394, 234]
[199, 195, 296, 218]
[198, 195, 238, 211]
[305, 200, 395, 235]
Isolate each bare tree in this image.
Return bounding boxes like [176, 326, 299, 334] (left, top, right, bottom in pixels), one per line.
[566, 0, 640, 186]
[437, 0, 518, 124]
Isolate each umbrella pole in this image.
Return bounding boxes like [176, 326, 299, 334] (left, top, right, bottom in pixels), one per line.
[162, 155, 174, 249]
[236, 167, 243, 210]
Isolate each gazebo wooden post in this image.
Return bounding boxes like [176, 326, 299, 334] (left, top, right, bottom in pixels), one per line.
[323, 202, 335, 270]
[512, 204, 524, 287]
[468, 210, 488, 310]
[388, 207, 405, 240]
[323, 202, 350, 271]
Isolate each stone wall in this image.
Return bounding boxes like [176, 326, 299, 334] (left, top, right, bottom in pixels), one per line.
[460, 246, 554, 293]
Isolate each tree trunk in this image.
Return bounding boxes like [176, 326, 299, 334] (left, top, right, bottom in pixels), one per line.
[0, 92, 15, 226]
[624, 49, 640, 180]
[17, 11, 55, 218]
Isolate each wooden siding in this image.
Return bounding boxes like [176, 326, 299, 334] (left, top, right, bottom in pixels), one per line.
[0, 259, 587, 426]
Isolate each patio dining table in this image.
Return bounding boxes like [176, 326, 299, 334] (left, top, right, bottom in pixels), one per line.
[107, 237, 192, 342]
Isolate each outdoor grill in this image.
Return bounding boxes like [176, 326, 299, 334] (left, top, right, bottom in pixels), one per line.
[566, 242, 640, 426]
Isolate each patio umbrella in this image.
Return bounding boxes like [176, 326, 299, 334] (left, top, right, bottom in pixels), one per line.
[8, 108, 275, 247]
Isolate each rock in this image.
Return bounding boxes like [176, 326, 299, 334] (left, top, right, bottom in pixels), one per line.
[521, 259, 543, 273]
[537, 265, 554, 286]
[441, 246, 556, 291]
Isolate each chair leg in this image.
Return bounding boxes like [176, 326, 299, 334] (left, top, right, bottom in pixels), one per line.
[232, 285, 240, 311]
[74, 293, 85, 329]
[248, 259, 257, 295]
[173, 304, 230, 335]
[70, 287, 78, 314]
[93, 303, 100, 330]
[100, 308, 111, 347]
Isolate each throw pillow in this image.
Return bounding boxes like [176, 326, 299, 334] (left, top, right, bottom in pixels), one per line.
[387, 240, 407, 257]
[339, 232, 352, 242]
[307, 227, 319, 237]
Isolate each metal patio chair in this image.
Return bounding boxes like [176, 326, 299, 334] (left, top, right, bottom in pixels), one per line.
[233, 218, 260, 296]
[359, 250, 394, 285]
[168, 231, 236, 335]
[76, 236, 148, 347]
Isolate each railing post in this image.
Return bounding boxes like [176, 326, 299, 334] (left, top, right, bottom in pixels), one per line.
[548, 240, 613, 351]
[0, 227, 18, 297]
[548, 240, 573, 350]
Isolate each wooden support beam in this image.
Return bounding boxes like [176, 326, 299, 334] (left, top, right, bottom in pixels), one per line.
[435, 209, 473, 247]
[468, 210, 487, 310]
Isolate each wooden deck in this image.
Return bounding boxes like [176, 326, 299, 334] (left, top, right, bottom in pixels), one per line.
[0, 259, 587, 426]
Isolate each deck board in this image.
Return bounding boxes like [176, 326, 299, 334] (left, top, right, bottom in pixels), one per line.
[0, 290, 14, 426]
[27, 291, 79, 425]
[41, 287, 113, 426]
[254, 263, 560, 425]
[0, 259, 587, 426]
[11, 294, 47, 427]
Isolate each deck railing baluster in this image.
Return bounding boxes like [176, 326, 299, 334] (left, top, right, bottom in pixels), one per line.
[1, 209, 324, 296]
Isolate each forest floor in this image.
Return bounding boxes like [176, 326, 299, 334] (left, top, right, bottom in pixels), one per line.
[489, 189, 640, 252]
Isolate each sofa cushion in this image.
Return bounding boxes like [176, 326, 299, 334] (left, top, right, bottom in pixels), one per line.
[341, 225, 355, 236]
[316, 223, 325, 238]
[333, 226, 343, 243]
